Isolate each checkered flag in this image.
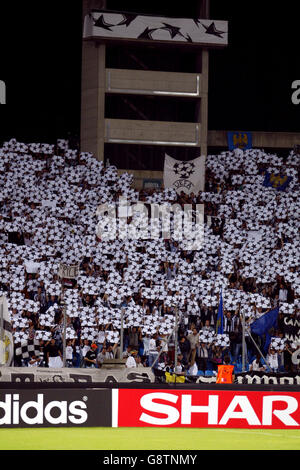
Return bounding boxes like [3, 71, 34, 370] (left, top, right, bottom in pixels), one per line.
[15, 339, 41, 360]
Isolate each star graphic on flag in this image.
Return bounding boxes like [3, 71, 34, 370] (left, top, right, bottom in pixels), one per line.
[93, 14, 114, 31]
[184, 33, 193, 43]
[173, 161, 195, 179]
[116, 14, 138, 27]
[138, 27, 159, 40]
[201, 21, 226, 38]
[160, 23, 185, 39]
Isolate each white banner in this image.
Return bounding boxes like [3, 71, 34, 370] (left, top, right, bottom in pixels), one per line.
[0, 367, 155, 383]
[0, 296, 14, 366]
[83, 13, 228, 47]
[163, 154, 205, 194]
[58, 263, 79, 279]
[1, 367, 299, 386]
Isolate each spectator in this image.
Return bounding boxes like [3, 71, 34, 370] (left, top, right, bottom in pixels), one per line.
[128, 327, 142, 350]
[97, 346, 113, 367]
[80, 339, 90, 366]
[66, 339, 75, 367]
[97, 325, 106, 351]
[47, 338, 63, 368]
[266, 346, 279, 373]
[188, 360, 198, 376]
[179, 335, 191, 365]
[83, 343, 98, 368]
[106, 345, 115, 359]
[122, 345, 133, 359]
[174, 356, 186, 375]
[142, 333, 151, 359]
[197, 342, 210, 372]
[249, 354, 266, 372]
[125, 350, 137, 368]
[216, 355, 235, 384]
[211, 345, 224, 371]
[187, 328, 200, 365]
[135, 355, 146, 367]
[232, 319, 246, 364]
[278, 283, 288, 304]
[148, 334, 160, 368]
[28, 354, 42, 367]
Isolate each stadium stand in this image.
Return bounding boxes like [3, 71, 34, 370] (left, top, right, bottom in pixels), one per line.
[0, 138, 299, 376]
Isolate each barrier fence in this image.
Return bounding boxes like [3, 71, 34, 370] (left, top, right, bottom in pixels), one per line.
[0, 378, 299, 429]
[1, 367, 300, 385]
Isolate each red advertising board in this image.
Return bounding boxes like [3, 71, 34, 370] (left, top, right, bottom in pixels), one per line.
[115, 389, 300, 429]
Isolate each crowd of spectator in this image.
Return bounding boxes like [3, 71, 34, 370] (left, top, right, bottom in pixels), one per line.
[0, 138, 299, 376]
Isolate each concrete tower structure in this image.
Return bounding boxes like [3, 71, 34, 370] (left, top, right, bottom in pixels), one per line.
[80, 1, 228, 187]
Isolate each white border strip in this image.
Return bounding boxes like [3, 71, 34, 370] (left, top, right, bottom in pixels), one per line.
[112, 388, 119, 428]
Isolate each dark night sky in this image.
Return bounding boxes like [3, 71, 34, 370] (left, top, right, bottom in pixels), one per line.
[208, 1, 300, 133]
[0, 0, 299, 144]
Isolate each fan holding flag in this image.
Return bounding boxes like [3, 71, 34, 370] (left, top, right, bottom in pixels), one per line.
[243, 306, 280, 373]
[216, 290, 224, 335]
[250, 307, 279, 354]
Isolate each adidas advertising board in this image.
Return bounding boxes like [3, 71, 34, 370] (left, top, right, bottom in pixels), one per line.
[0, 389, 111, 427]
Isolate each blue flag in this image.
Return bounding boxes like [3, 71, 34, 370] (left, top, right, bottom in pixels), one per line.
[216, 290, 223, 334]
[263, 172, 292, 191]
[250, 307, 279, 353]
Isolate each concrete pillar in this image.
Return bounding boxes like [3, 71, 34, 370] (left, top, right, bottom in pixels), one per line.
[80, 0, 106, 161]
[81, 42, 106, 160]
[196, 0, 210, 190]
[196, 0, 209, 158]
[199, 0, 210, 19]
[200, 49, 209, 158]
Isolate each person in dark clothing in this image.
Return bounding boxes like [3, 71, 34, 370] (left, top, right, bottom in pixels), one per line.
[83, 343, 98, 368]
[38, 339, 47, 367]
[47, 338, 63, 368]
[128, 327, 142, 350]
[179, 336, 190, 366]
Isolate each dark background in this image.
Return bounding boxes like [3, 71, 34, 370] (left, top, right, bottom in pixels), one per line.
[0, 0, 299, 145]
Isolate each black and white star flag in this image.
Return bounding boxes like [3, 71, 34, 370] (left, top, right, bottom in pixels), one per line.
[116, 13, 138, 28]
[200, 21, 226, 38]
[93, 14, 114, 31]
[163, 154, 205, 194]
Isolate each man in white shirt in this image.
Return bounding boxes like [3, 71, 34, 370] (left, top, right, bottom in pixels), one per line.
[142, 334, 151, 357]
[249, 354, 266, 372]
[266, 348, 279, 372]
[126, 351, 137, 368]
[278, 284, 288, 303]
[188, 360, 198, 376]
[148, 335, 160, 367]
